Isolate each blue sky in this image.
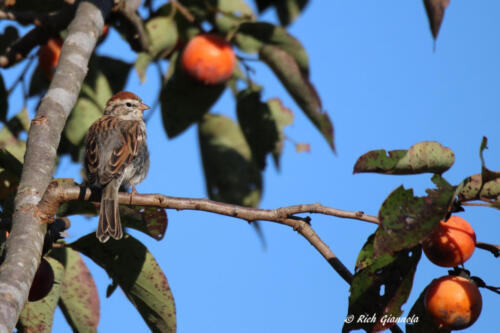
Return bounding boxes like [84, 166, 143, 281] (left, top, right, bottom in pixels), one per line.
[3, 1, 500, 332]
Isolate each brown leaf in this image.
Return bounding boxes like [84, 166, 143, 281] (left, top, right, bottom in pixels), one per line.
[259, 45, 334, 152]
[423, 0, 450, 40]
[50, 247, 100, 332]
[295, 143, 310, 153]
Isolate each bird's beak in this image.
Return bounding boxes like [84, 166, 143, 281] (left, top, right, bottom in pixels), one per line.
[139, 102, 150, 112]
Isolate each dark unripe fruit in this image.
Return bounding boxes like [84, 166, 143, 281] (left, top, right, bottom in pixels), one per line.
[28, 258, 54, 302]
[38, 38, 63, 80]
[425, 275, 482, 330]
[181, 34, 236, 85]
[423, 216, 476, 267]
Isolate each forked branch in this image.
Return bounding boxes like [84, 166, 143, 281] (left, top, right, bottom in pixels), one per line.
[37, 181, 381, 284]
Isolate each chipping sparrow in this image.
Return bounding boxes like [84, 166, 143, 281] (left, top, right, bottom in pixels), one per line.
[84, 91, 150, 243]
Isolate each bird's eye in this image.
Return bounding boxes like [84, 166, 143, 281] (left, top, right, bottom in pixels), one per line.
[126, 102, 132, 107]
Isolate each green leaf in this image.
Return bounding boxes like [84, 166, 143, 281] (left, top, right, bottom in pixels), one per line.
[214, 0, 256, 33]
[218, 0, 255, 16]
[9, 107, 30, 132]
[275, 0, 310, 26]
[87, 56, 132, 102]
[406, 286, 451, 333]
[354, 141, 455, 175]
[259, 44, 334, 151]
[146, 15, 178, 58]
[199, 114, 262, 207]
[0, 149, 22, 203]
[121, 205, 168, 241]
[423, 0, 450, 40]
[479, 177, 500, 201]
[236, 86, 293, 169]
[0, 110, 28, 162]
[173, 0, 210, 20]
[49, 247, 100, 333]
[0, 25, 19, 54]
[29, 66, 50, 97]
[18, 257, 65, 333]
[344, 234, 421, 333]
[64, 97, 102, 146]
[374, 179, 454, 257]
[268, 98, 294, 167]
[455, 138, 500, 203]
[135, 52, 153, 83]
[0, 74, 8, 122]
[160, 53, 226, 138]
[6, 0, 66, 13]
[0, 148, 22, 178]
[71, 234, 176, 333]
[456, 172, 500, 202]
[235, 22, 308, 75]
[172, 5, 200, 44]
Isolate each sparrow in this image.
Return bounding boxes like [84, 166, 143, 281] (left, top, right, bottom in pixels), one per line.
[84, 91, 150, 243]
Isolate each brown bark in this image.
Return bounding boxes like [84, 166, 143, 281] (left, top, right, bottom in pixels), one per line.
[38, 182, 373, 284]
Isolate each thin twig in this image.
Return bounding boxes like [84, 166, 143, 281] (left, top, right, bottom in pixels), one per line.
[144, 0, 154, 16]
[461, 202, 494, 208]
[170, 0, 195, 23]
[0, 9, 50, 25]
[390, 325, 404, 333]
[114, 1, 150, 53]
[476, 242, 500, 257]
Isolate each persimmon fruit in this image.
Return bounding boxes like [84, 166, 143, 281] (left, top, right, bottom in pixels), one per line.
[423, 216, 476, 267]
[101, 24, 110, 37]
[425, 275, 482, 330]
[181, 34, 236, 85]
[28, 257, 54, 302]
[38, 37, 63, 80]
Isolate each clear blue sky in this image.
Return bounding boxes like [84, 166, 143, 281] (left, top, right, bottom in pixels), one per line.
[3, 1, 500, 332]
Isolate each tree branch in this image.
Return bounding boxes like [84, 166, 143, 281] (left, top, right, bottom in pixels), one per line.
[170, 0, 195, 23]
[0, 1, 112, 331]
[0, 9, 47, 25]
[476, 242, 500, 258]
[113, 0, 150, 53]
[0, 4, 77, 68]
[37, 181, 372, 283]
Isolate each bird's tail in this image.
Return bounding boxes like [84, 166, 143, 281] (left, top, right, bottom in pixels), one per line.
[97, 180, 123, 243]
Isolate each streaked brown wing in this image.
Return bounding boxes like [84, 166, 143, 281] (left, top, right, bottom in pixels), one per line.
[85, 118, 106, 186]
[85, 116, 143, 186]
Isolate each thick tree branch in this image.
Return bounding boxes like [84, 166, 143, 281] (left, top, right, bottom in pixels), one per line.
[0, 1, 112, 332]
[37, 182, 376, 283]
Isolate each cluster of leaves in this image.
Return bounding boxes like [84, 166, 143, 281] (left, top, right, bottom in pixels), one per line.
[344, 140, 500, 332]
[13, 235, 175, 332]
[0, 157, 171, 331]
[145, 0, 334, 208]
[0, 0, 317, 331]
[3, 0, 332, 210]
[0, 0, 473, 332]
